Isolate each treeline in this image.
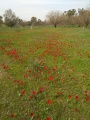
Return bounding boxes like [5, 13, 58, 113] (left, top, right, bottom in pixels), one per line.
[0, 9, 46, 28]
[46, 7, 90, 28]
[0, 6, 90, 28]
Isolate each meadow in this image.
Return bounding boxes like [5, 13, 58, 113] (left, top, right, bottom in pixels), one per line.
[0, 26, 90, 120]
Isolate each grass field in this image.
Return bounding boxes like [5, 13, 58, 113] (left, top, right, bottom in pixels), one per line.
[0, 26, 90, 120]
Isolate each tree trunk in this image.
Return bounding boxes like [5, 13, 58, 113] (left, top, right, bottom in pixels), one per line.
[54, 24, 56, 28]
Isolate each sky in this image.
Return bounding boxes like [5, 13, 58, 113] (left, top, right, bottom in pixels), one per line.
[0, 0, 90, 21]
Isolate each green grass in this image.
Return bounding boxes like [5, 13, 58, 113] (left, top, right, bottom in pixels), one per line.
[0, 26, 90, 120]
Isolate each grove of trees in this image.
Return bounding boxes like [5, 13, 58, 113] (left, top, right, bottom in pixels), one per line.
[46, 7, 90, 28]
[0, 6, 90, 28]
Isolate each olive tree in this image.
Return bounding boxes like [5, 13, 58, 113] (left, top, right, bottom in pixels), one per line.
[3, 9, 18, 27]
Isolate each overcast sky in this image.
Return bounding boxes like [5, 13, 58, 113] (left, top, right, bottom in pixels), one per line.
[0, 0, 90, 21]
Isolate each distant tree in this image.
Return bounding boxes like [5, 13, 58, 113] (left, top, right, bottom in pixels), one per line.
[64, 9, 76, 17]
[78, 8, 85, 15]
[0, 16, 3, 26]
[0, 16, 2, 20]
[74, 16, 83, 27]
[63, 9, 76, 26]
[46, 11, 62, 28]
[3, 9, 18, 27]
[31, 16, 37, 26]
[27, 21, 32, 26]
[37, 19, 42, 25]
[78, 8, 90, 27]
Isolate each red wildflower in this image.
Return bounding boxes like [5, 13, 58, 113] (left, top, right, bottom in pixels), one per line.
[88, 55, 90, 58]
[39, 86, 45, 92]
[48, 76, 53, 81]
[85, 91, 88, 96]
[12, 49, 17, 55]
[57, 92, 60, 95]
[52, 67, 57, 71]
[86, 96, 90, 101]
[8, 76, 11, 80]
[32, 91, 37, 95]
[76, 96, 79, 100]
[21, 90, 26, 95]
[21, 81, 24, 86]
[30, 113, 34, 117]
[75, 108, 78, 112]
[46, 117, 51, 120]
[11, 114, 14, 118]
[47, 70, 50, 74]
[14, 80, 19, 83]
[47, 100, 52, 105]
[68, 94, 72, 99]
[28, 70, 32, 72]
[30, 96, 33, 99]
[44, 66, 47, 70]
[24, 73, 28, 78]
[2, 64, 8, 69]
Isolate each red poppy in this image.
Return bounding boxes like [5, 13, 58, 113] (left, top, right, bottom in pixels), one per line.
[46, 117, 51, 120]
[76, 96, 79, 100]
[21, 81, 24, 86]
[21, 90, 26, 95]
[47, 100, 52, 105]
[11, 114, 14, 118]
[30, 96, 33, 99]
[68, 94, 72, 99]
[39, 86, 45, 92]
[2, 64, 8, 69]
[57, 92, 60, 95]
[30, 113, 34, 117]
[24, 73, 28, 78]
[32, 91, 37, 95]
[12, 49, 17, 55]
[86, 96, 90, 101]
[85, 91, 88, 96]
[75, 108, 78, 112]
[48, 76, 53, 81]
[52, 67, 57, 71]
[28, 70, 32, 72]
[44, 66, 47, 70]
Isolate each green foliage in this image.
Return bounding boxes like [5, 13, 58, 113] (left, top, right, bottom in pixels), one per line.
[64, 9, 76, 17]
[3, 9, 18, 27]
